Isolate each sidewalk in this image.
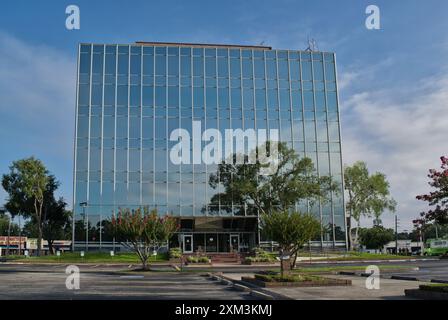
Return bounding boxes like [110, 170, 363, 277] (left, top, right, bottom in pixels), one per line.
[223, 272, 428, 300]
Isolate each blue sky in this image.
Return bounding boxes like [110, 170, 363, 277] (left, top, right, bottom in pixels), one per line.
[1, 0, 447, 231]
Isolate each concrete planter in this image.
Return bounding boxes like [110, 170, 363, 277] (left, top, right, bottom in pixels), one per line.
[241, 276, 351, 288]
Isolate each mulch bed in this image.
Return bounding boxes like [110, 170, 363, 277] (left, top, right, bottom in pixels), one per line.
[241, 276, 351, 288]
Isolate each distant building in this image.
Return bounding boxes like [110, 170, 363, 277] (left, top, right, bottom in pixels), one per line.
[0, 236, 71, 256]
[363, 240, 424, 255]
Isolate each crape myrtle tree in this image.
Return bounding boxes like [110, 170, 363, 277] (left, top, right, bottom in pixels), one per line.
[111, 207, 179, 270]
[2, 157, 51, 256]
[261, 211, 321, 276]
[415, 156, 448, 226]
[207, 142, 338, 272]
[344, 161, 396, 251]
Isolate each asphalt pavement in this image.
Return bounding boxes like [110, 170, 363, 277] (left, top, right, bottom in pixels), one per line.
[0, 264, 254, 300]
[0, 259, 447, 299]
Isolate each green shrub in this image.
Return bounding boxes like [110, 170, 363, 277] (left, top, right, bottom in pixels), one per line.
[245, 248, 276, 263]
[254, 273, 321, 283]
[198, 256, 210, 263]
[169, 248, 182, 259]
[187, 256, 198, 263]
[186, 256, 210, 263]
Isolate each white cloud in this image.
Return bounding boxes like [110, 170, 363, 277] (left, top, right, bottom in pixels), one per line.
[0, 31, 76, 205]
[340, 73, 448, 231]
[338, 71, 360, 90]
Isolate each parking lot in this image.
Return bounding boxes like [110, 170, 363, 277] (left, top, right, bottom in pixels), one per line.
[0, 264, 253, 300]
[1, 259, 447, 300]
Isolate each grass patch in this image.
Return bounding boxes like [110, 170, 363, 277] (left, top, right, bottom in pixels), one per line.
[419, 284, 448, 293]
[296, 251, 419, 260]
[7, 252, 169, 263]
[326, 252, 416, 261]
[294, 264, 414, 273]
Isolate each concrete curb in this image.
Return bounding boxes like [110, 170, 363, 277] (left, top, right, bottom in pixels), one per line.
[207, 273, 277, 300]
[250, 290, 275, 300]
[391, 275, 419, 281]
[233, 283, 251, 292]
[431, 279, 448, 284]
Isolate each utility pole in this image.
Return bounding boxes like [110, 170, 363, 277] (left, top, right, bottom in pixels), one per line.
[395, 215, 399, 255]
[435, 223, 439, 239]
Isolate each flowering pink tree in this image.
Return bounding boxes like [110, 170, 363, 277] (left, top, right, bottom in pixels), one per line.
[111, 207, 178, 270]
[415, 156, 448, 227]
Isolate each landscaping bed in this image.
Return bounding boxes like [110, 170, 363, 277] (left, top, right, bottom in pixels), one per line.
[242, 248, 277, 265]
[185, 256, 211, 265]
[241, 272, 351, 288]
[242, 258, 277, 265]
[419, 284, 448, 292]
[405, 284, 448, 300]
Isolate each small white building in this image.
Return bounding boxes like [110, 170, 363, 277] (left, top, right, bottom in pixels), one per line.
[383, 240, 423, 255]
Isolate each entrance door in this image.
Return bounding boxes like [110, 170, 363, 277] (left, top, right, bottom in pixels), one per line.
[183, 234, 193, 253]
[230, 234, 239, 252]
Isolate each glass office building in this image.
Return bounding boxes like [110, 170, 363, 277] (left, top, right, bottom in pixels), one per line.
[73, 42, 346, 252]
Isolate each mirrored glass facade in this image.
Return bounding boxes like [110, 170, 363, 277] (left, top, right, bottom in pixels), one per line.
[73, 42, 346, 251]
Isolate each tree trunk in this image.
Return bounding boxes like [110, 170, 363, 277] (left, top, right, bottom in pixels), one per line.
[48, 239, 54, 255]
[291, 250, 298, 269]
[142, 259, 148, 271]
[348, 216, 354, 251]
[37, 223, 43, 257]
[353, 220, 360, 251]
[279, 248, 292, 277]
[279, 249, 284, 277]
[34, 199, 43, 257]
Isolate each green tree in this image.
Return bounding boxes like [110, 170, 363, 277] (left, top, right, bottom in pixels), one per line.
[2, 157, 50, 256]
[344, 161, 396, 251]
[42, 198, 71, 254]
[23, 198, 72, 254]
[359, 226, 395, 251]
[208, 142, 337, 219]
[111, 207, 179, 270]
[261, 211, 321, 276]
[0, 213, 20, 236]
[412, 221, 448, 242]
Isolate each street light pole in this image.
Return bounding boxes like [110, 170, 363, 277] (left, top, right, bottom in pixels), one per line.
[80, 202, 88, 252]
[7, 214, 11, 257]
[18, 214, 22, 256]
